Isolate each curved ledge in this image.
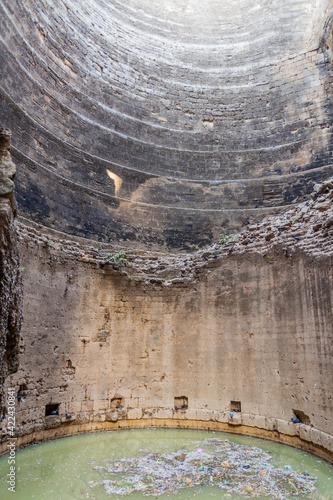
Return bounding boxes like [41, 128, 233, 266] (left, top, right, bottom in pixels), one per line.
[1, 416, 332, 464]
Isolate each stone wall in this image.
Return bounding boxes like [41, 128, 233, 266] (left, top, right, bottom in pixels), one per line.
[0, 0, 332, 465]
[0, 129, 22, 417]
[0, 0, 332, 248]
[1, 179, 332, 461]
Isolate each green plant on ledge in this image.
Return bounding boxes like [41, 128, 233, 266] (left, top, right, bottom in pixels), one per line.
[106, 251, 128, 266]
[219, 233, 237, 244]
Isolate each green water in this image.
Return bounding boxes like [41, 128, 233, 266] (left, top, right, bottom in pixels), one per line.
[0, 429, 332, 499]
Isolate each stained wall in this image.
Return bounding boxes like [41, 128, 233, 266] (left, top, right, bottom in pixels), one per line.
[1, 178, 332, 460]
[0, 0, 332, 248]
[0, 0, 332, 464]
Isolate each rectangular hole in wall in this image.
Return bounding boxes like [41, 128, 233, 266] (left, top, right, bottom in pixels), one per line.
[230, 401, 241, 412]
[18, 384, 28, 397]
[45, 403, 59, 416]
[174, 396, 188, 410]
[111, 396, 124, 408]
[292, 409, 311, 425]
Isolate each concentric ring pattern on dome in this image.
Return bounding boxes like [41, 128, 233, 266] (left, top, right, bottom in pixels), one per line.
[0, 0, 332, 248]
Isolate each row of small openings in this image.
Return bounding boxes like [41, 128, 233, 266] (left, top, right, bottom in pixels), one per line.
[45, 396, 125, 417]
[44, 400, 310, 426]
[174, 398, 242, 411]
[45, 398, 241, 415]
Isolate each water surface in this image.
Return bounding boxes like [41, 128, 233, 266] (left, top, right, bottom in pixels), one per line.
[0, 429, 332, 499]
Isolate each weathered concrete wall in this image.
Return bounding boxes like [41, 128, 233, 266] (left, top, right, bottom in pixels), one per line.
[1, 179, 332, 461]
[0, 0, 332, 248]
[0, 129, 22, 416]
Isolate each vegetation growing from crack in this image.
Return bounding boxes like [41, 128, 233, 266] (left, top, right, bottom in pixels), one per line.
[219, 233, 237, 244]
[106, 251, 128, 266]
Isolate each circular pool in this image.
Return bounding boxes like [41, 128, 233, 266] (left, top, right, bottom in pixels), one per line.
[0, 429, 332, 499]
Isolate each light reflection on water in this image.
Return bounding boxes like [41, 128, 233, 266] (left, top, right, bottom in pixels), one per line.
[0, 429, 332, 499]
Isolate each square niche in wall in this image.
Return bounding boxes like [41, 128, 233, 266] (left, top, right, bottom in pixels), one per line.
[111, 394, 124, 408]
[174, 396, 188, 409]
[230, 401, 241, 412]
[45, 403, 59, 416]
[292, 409, 311, 425]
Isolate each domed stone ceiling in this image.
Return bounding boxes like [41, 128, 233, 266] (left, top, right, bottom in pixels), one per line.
[0, 0, 332, 249]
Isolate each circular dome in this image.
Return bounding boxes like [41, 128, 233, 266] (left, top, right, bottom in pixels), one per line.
[0, 0, 332, 249]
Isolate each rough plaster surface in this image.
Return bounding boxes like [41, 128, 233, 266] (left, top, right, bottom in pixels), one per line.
[0, 179, 331, 461]
[0, 0, 333, 247]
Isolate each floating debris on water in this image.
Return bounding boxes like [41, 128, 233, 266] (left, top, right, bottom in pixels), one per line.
[91, 438, 318, 497]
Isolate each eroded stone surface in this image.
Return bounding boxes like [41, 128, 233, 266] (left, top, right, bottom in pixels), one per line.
[0, 129, 22, 416]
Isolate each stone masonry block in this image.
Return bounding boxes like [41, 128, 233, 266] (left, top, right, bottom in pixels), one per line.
[127, 408, 143, 420]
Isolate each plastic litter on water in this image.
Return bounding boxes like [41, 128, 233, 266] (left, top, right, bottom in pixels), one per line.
[90, 438, 318, 497]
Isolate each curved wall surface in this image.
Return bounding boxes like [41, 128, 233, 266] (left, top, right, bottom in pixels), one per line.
[0, 0, 333, 248]
[1, 178, 332, 461]
[0, 0, 332, 468]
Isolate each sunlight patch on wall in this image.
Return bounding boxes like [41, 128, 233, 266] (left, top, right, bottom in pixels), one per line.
[107, 169, 123, 195]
